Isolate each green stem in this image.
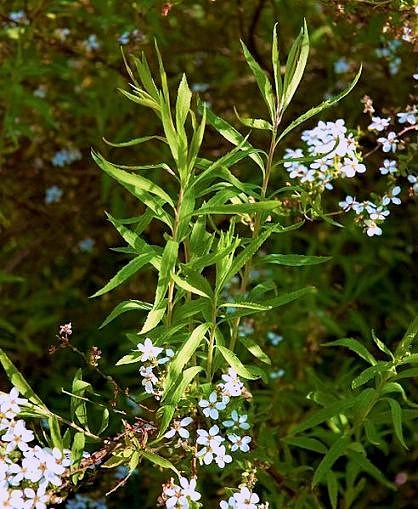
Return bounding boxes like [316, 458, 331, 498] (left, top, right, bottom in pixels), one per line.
[228, 120, 279, 352]
[166, 188, 184, 326]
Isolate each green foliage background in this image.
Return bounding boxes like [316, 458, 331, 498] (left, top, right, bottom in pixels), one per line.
[0, 0, 417, 507]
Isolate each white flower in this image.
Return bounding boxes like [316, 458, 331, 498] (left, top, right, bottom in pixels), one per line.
[370, 206, 390, 221]
[339, 195, 358, 212]
[196, 425, 224, 448]
[163, 483, 186, 509]
[179, 477, 201, 502]
[2, 419, 34, 453]
[140, 366, 158, 384]
[310, 156, 333, 172]
[397, 108, 417, 125]
[0, 388, 27, 417]
[379, 159, 397, 175]
[364, 220, 382, 237]
[378, 132, 398, 153]
[283, 148, 305, 169]
[158, 348, 175, 365]
[228, 434, 252, 452]
[214, 445, 233, 468]
[136, 338, 163, 362]
[368, 116, 390, 131]
[233, 487, 260, 509]
[23, 486, 49, 509]
[382, 186, 401, 206]
[164, 417, 193, 439]
[407, 174, 418, 193]
[219, 369, 244, 397]
[340, 157, 366, 178]
[222, 410, 250, 430]
[199, 392, 229, 420]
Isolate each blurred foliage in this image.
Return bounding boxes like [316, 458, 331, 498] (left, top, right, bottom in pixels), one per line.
[0, 0, 417, 507]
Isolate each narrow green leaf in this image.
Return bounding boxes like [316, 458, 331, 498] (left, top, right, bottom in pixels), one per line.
[92, 151, 174, 207]
[103, 135, 166, 147]
[195, 201, 279, 216]
[71, 432, 86, 466]
[48, 415, 63, 450]
[201, 102, 265, 171]
[282, 436, 327, 454]
[0, 349, 46, 408]
[351, 363, 388, 390]
[395, 315, 418, 359]
[291, 397, 356, 434]
[241, 40, 276, 120]
[171, 272, 211, 298]
[99, 300, 153, 329]
[234, 107, 272, 130]
[241, 336, 271, 365]
[277, 65, 362, 143]
[216, 345, 259, 380]
[164, 366, 203, 410]
[263, 287, 315, 309]
[176, 74, 192, 129]
[312, 435, 350, 487]
[322, 338, 376, 366]
[141, 451, 179, 475]
[386, 398, 408, 449]
[347, 450, 394, 490]
[261, 254, 332, 266]
[156, 404, 176, 438]
[272, 23, 282, 100]
[116, 353, 142, 366]
[327, 471, 338, 509]
[282, 20, 309, 112]
[162, 323, 210, 400]
[91, 253, 154, 298]
[371, 330, 394, 359]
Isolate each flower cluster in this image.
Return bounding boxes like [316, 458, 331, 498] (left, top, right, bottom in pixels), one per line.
[0, 387, 73, 508]
[220, 485, 269, 509]
[338, 102, 417, 236]
[284, 119, 365, 193]
[375, 40, 402, 75]
[160, 367, 261, 507]
[135, 338, 174, 398]
[160, 477, 201, 508]
[51, 147, 82, 167]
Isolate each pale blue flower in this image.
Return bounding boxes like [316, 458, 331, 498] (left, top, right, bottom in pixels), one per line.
[45, 186, 63, 204]
[79, 238, 95, 252]
[118, 32, 130, 45]
[267, 332, 283, 346]
[84, 34, 100, 51]
[334, 58, 350, 74]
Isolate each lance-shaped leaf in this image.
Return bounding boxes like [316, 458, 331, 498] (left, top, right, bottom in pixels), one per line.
[395, 314, 418, 359]
[322, 338, 376, 366]
[386, 397, 408, 449]
[176, 74, 192, 129]
[261, 254, 332, 266]
[0, 349, 46, 409]
[92, 151, 174, 207]
[312, 435, 351, 487]
[162, 323, 210, 401]
[99, 300, 152, 329]
[103, 135, 166, 147]
[216, 345, 260, 380]
[234, 107, 273, 131]
[141, 451, 180, 476]
[241, 40, 276, 120]
[106, 213, 162, 270]
[277, 65, 362, 143]
[194, 201, 279, 217]
[282, 19, 309, 112]
[91, 253, 155, 298]
[272, 23, 282, 101]
[200, 101, 265, 171]
[141, 240, 179, 333]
